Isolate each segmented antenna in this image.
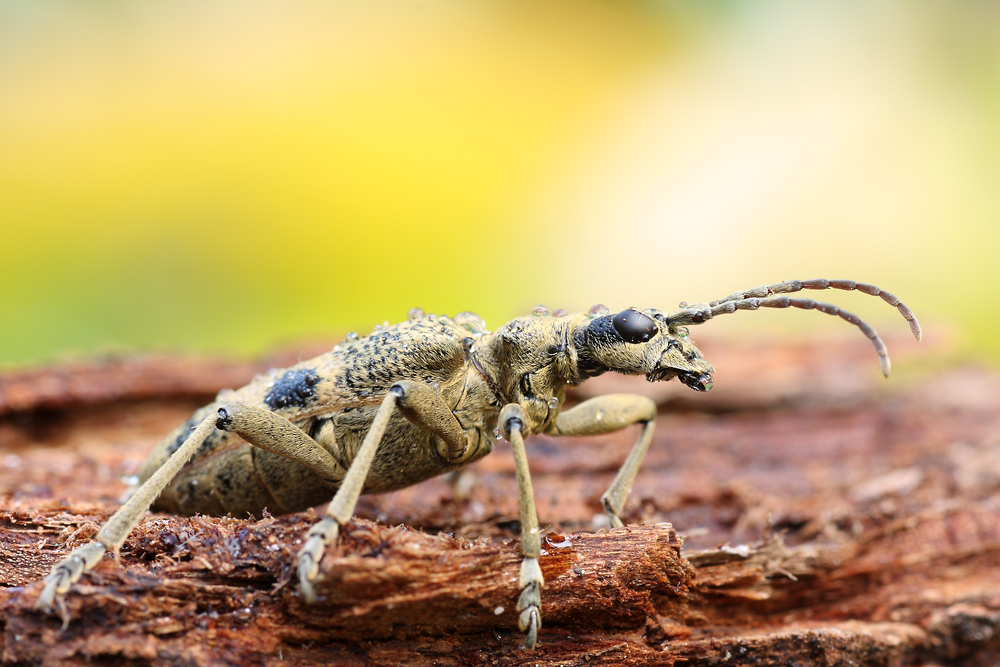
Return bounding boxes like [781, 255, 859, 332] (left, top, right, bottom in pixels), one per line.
[666, 279, 922, 377]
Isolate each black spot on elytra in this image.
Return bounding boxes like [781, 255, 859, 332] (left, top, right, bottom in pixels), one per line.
[265, 369, 321, 410]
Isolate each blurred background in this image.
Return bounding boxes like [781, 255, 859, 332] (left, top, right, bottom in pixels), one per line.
[1, 1, 997, 367]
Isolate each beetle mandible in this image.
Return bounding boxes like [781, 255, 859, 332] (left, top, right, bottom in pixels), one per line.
[35, 278, 921, 648]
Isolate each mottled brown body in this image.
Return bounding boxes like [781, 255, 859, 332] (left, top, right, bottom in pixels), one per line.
[142, 313, 499, 518]
[35, 278, 922, 650]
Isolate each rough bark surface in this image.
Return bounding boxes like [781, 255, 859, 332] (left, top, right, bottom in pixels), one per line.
[2, 333, 1000, 666]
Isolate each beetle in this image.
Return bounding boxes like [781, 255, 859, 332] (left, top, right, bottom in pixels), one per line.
[35, 278, 921, 648]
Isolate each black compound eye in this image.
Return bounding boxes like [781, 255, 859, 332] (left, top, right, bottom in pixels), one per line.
[612, 309, 658, 344]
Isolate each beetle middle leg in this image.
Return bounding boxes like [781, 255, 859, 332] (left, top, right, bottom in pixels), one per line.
[552, 394, 657, 528]
[296, 379, 473, 601]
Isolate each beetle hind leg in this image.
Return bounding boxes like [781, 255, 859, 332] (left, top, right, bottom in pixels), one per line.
[35, 541, 108, 613]
[34, 416, 218, 612]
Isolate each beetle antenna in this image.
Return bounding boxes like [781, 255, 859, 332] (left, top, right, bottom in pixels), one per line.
[666, 279, 922, 378]
[709, 279, 921, 341]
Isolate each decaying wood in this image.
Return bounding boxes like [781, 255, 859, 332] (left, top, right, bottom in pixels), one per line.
[0, 345, 331, 417]
[3, 333, 1000, 666]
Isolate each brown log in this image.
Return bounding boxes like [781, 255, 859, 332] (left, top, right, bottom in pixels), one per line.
[3, 332, 1000, 665]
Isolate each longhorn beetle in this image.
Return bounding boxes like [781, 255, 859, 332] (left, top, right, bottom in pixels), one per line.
[35, 278, 921, 648]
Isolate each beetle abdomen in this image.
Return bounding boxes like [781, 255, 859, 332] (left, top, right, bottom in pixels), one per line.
[152, 441, 337, 518]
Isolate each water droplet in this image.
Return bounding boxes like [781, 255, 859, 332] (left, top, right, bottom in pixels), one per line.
[408, 307, 425, 321]
[544, 533, 573, 549]
[678, 301, 688, 308]
[332, 345, 343, 353]
[345, 332, 359, 342]
[373, 324, 383, 333]
[553, 308, 568, 317]
[454, 311, 487, 335]
[532, 305, 549, 316]
[494, 606, 505, 615]
[547, 397, 559, 409]
[121, 475, 138, 485]
[589, 303, 610, 317]
[493, 427, 503, 440]
[677, 326, 690, 339]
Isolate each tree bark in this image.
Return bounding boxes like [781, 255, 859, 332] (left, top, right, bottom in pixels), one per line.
[3, 333, 1000, 666]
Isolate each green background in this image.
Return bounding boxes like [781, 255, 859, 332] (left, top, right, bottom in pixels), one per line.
[1, 1, 997, 367]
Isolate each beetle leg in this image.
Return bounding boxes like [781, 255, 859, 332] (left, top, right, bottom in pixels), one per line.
[499, 403, 544, 649]
[444, 467, 476, 500]
[35, 416, 218, 612]
[392, 379, 470, 462]
[552, 394, 657, 529]
[215, 402, 346, 481]
[296, 386, 401, 602]
[296, 379, 477, 600]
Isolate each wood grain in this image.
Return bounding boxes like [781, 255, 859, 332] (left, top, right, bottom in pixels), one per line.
[3, 333, 1000, 666]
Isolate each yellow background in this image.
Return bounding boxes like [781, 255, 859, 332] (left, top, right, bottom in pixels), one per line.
[1, 2, 997, 366]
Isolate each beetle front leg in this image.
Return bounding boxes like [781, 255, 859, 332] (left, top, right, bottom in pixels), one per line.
[499, 403, 544, 649]
[552, 394, 657, 529]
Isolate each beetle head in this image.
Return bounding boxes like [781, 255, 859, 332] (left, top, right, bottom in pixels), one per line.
[482, 278, 920, 406]
[572, 308, 715, 391]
